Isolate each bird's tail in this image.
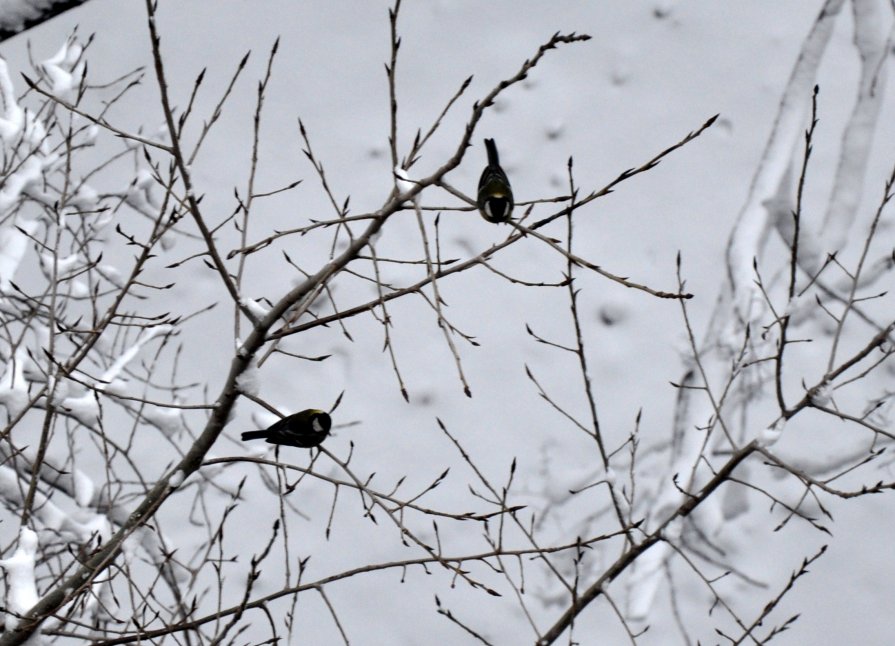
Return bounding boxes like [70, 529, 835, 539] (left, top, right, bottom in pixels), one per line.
[241, 430, 268, 441]
[484, 138, 500, 167]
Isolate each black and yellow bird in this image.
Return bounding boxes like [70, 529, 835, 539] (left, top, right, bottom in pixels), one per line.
[477, 138, 514, 223]
[241, 409, 332, 448]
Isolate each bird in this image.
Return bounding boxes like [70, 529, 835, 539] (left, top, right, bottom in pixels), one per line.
[476, 138, 514, 223]
[241, 409, 332, 448]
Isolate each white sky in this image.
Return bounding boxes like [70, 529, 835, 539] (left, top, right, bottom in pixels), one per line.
[1, 1, 894, 644]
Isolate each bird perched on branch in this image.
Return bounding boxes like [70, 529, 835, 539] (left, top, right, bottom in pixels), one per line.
[476, 138, 514, 223]
[241, 409, 332, 448]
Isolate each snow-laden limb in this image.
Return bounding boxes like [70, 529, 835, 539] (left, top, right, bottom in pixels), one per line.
[394, 165, 419, 205]
[99, 325, 173, 391]
[0, 467, 108, 541]
[234, 335, 262, 395]
[625, 541, 665, 621]
[623, 468, 695, 620]
[38, 252, 81, 277]
[70, 182, 99, 211]
[759, 417, 786, 447]
[624, 0, 894, 631]
[0, 53, 68, 295]
[818, 0, 893, 254]
[775, 0, 893, 278]
[239, 297, 270, 321]
[58, 325, 174, 425]
[23, 178, 98, 219]
[0, 58, 24, 141]
[0, 444, 97, 508]
[784, 249, 895, 325]
[0, 218, 38, 294]
[58, 461, 95, 508]
[0, 158, 46, 213]
[124, 168, 158, 214]
[234, 362, 260, 396]
[626, 1, 849, 621]
[810, 382, 833, 407]
[725, 0, 845, 321]
[0, 528, 38, 639]
[0, 30, 209, 645]
[0, 59, 50, 151]
[168, 469, 185, 488]
[123, 168, 179, 250]
[57, 391, 100, 426]
[40, 37, 84, 98]
[140, 406, 185, 437]
[0, 346, 30, 417]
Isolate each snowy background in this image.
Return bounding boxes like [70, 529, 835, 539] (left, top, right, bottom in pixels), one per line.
[1, 0, 894, 644]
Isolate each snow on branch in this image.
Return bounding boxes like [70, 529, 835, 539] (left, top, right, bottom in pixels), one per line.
[818, 0, 893, 254]
[0, 528, 38, 635]
[39, 36, 84, 98]
[59, 325, 174, 426]
[627, 0, 854, 623]
[725, 0, 846, 320]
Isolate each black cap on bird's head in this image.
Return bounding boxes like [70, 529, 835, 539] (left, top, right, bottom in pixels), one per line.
[307, 409, 332, 434]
